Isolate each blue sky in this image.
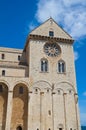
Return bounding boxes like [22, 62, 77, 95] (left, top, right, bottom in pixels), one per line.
[0, 0, 86, 126]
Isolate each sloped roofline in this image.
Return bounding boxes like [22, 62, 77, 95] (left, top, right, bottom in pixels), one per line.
[30, 17, 73, 39]
[24, 17, 74, 51]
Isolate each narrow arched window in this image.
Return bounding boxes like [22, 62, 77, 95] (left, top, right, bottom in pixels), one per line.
[18, 55, 21, 61]
[58, 60, 65, 73]
[1, 54, 5, 59]
[41, 59, 48, 72]
[19, 86, 23, 94]
[16, 126, 22, 130]
[2, 70, 5, 76]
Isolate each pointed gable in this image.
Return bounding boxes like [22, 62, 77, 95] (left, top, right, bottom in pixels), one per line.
[30, 18, 72, 40]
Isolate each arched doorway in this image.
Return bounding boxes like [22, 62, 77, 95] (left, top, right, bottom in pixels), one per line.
[11, 83, 28, 130]
[0, 82, 8, 130]
[16, 126, 22, 130]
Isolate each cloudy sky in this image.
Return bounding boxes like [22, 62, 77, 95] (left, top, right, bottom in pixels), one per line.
[0, 0, 86, 126]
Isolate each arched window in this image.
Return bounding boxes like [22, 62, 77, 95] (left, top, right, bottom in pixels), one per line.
[2, 70, 5, 76]
[19, 86, 23, 94]
[58, 60, 65, 73]
[1, 54, 5, 59]
[41, 59, 48, 72]
[16, 126, 22, 130]
[18, 55, 21, 61]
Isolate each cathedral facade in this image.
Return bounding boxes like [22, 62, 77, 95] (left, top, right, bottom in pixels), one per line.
[0, 18, 81, 130]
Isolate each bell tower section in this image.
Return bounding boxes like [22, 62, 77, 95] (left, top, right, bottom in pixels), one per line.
[24, 18, 81, 130]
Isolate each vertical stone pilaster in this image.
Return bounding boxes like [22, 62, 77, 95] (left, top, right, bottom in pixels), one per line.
[27, 92, 29, 130]
[0, 125, 2, 130]
[63, 93, 67, 130]
[28, 91, 32, 130]
[5, 91, 13, 130]
[74, 94, 81, 130]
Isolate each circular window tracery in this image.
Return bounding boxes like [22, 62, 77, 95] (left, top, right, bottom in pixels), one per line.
[44, 42, 61, 57]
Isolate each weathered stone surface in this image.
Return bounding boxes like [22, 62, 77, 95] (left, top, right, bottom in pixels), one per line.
[0, 18, 81, 130]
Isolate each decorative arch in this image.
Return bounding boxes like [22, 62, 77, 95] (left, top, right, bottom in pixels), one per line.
[53, 88, 64, 94]
[31, 80, 52, 91]
[14, 80, 29, 91]
[0, 80, 10, 90]
[54, 81, 76, 93]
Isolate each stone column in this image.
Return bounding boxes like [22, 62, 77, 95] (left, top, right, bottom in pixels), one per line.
[5, 91, 13, 130]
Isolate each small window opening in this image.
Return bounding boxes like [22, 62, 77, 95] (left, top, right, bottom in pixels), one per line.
[19, 87, 23, 94]
[48, 128, 51, 130]
[48, 110, 51, 115]
[58, 90, 60, 94]
[70, 128, 72, 130]
[18, 55, 21, 61]
[49, 31, 54, 37]
[37, 129, 39, 130]
[16, 126, 22, 130]
[35, 89, 38, 92]
[1, 54, 5, 59]
[69, 90, 72, 94]
[47, 89, 49, 92]
[2, 70, 5, 76]
[59, 128, 62, 130]
[0, 85, 3, 92]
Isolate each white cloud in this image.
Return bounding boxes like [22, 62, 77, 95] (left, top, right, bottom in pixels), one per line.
[35, 0, 86, 39]
[74, 51, 79, 61]
[83, 92, 86, 96]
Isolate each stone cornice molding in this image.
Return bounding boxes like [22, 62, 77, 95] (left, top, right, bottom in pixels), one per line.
[24, 34, 74, 51]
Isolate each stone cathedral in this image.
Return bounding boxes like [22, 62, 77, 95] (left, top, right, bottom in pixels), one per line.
[0, 18, 81, 130]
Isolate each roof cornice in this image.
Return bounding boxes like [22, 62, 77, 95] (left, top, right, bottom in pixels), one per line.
[24, 34, 74, 51]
